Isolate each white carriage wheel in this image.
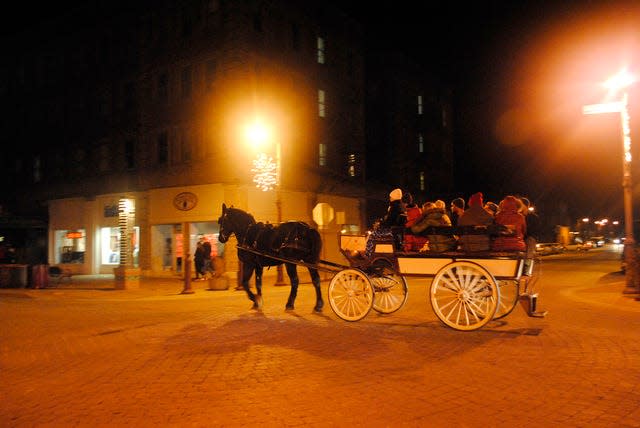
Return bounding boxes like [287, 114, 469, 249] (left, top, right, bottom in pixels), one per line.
[494, 279, 519, 320]
[430, 261, 499, 331]
[370, 259, 408, 314]
[328, 269, 374, 322]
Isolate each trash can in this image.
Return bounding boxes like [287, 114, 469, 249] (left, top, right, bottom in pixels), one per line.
[31, 264, 49, 289]
[0, 264, 29, 288]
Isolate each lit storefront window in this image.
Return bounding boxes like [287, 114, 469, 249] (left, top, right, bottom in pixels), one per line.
[54, 229, 86, 264]
[100, 226, 139, 266]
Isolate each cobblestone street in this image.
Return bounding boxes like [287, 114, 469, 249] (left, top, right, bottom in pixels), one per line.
[2, 250, 640, 427]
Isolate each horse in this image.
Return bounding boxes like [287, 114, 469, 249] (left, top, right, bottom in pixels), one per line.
[217, 203, 324, 312]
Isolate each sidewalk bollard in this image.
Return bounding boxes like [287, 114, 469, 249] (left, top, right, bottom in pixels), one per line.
[181, 255, 195, 294]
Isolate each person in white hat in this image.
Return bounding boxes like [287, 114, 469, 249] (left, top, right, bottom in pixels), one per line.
[363, 188, 408, 257]
[380, 188, 407, 227]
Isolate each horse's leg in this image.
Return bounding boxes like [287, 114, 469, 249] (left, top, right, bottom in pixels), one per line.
[285, 263, 298, 311]
[309, 267, 323, 312]
[241, 263, 259, 310]
[254, 265, 264, 309]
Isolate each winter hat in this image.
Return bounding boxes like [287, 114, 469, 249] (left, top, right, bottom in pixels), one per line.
[468, 192, 484, 207]
[389, 188, 403, 202]
[451, 197, 465, 210]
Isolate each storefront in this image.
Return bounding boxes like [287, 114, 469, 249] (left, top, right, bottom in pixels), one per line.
[48, 184, 364, 278]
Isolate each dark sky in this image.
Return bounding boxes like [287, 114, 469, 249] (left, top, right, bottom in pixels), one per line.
[348, 0, 640, 224]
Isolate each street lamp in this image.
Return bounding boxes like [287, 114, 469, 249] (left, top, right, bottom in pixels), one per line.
[583, 68, 639, 295]
[245, 118, 287, 286]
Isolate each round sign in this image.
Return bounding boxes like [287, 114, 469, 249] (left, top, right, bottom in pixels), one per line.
[173, 192, 198, 211]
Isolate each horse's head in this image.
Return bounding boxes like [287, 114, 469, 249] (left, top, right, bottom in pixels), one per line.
[217, 203, 255, 243]
[218, 203, 232, 243]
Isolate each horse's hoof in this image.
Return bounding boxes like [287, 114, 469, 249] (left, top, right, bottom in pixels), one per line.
[313, 306, 323, 313]
[251, 302, 260, 310]
[255, 295, 263, 309]
[285, 304, 294, 311]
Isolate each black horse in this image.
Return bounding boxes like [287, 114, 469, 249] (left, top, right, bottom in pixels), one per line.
[217, 203, 324, 312]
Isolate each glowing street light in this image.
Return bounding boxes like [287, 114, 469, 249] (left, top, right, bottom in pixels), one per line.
[244, 117, 286, 286]
[583, 68, 639, 295]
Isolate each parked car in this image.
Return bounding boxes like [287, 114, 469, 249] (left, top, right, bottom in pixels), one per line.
[535, 242, 563, 255]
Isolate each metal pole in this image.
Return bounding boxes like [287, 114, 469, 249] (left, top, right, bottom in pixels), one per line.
[620, 92, 639, 294]
[274, 141, 287, 286]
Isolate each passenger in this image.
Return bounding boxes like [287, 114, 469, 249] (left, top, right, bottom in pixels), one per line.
[365, 188, 407, 257]
[450, 197, 465, 226]
[491, 195, 526, 251]
[411, 200, 456, 252]
[403, 192, 425, 252]
[403, 192, 422, 229]
[520, 197, 541, 275]
[484, 201, 499, 217]
[458, 192, 494, 251]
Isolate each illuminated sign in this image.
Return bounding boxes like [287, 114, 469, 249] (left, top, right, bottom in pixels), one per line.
[66, 232, 83, 239]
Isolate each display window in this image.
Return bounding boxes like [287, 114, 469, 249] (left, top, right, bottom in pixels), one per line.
[54, 229, 86, 264]
[100, 226, 140, 266]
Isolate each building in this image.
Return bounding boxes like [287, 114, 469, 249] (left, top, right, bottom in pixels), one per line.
[0, 0, 453, 285]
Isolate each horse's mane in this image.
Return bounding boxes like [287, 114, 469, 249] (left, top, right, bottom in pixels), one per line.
[229, 207, 256, 225]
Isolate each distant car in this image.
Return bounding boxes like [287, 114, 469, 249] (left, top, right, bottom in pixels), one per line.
[563, 241, 592, 251]
[536, 242, 563, 255]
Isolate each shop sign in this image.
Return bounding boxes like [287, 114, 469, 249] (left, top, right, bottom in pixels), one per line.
[104, 204, 119, 217]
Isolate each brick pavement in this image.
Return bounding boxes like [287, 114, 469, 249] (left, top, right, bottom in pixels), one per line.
[1, 259, 640, 427]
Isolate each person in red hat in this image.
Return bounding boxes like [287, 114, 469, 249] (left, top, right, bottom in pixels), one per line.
[458, 192, 495, 251]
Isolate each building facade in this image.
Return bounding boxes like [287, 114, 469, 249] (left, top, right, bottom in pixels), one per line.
[1, 0, 368, 280]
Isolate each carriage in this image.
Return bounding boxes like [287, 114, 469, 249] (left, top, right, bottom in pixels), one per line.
[218, 205, 545, 332]
[329, 226, 546, 331]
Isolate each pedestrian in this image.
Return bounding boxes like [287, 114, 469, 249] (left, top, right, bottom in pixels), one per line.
[194, 240, 205, 280]
[202, 238, 212, 278]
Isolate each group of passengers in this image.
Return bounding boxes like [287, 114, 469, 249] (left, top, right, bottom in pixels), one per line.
[364, 188, 539, 257]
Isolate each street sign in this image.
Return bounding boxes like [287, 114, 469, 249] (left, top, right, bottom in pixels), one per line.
[312, 202, 334, 227]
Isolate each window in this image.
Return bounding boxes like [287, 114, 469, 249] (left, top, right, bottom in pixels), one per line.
[101, 226, 139, 266]
[317, 36, 325, 64]
[319, 143, 327, 166]
[158, 131, 168, 165]
[348, 153, 356, 177]
[181, 66, 192, 99]
[54, 229, 86, 264]
[419, 171, 425, 191]
[418, 133, 424, 153]
[318, 89, 326, 117]
[417, 95, 423, 115]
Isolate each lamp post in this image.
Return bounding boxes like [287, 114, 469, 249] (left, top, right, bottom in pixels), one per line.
[583, 69, 639, 295]
[246, 118, 287, 286]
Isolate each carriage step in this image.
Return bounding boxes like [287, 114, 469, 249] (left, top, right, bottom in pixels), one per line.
[519, 293, 548, 318]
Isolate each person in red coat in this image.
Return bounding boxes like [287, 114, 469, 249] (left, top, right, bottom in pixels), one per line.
[491, 195, 527, 251]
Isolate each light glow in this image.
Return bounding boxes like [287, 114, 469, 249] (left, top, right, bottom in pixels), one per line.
[603, 69, 636, 91]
